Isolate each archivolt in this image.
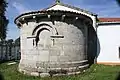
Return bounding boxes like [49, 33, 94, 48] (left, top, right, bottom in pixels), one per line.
[32, 23, 58, 46]
[35, 28, 50, 46]
[32, 23, 58, 36]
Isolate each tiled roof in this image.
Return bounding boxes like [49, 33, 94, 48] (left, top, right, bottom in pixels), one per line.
[99, 18, 120, 22]
[14, 10, 93, 25]
[15, 2, 96, 20]
[43, 2, 96, 16]
[15, 2, 97, 24]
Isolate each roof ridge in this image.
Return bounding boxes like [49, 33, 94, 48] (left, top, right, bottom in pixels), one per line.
[43, 2, 97, 16]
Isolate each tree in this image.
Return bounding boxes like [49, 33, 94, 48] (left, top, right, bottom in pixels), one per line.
[0, 0, 9, 41]
[116, 0, 120, 6]
[15, 37, 20, 46]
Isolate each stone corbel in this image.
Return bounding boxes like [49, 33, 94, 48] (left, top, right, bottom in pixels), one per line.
[76, 17, 79, 20]
[48, 15, 51, 19]
[48, 15, 52, 22]
[73, 17, 79, 23]
[16, 21, 22, 27]
[22, 17, 25, 21]
[61, 15, 66, 21]
[22, 17, 28, 25]
[33, 16, 36, 19]
[33, 16, 38, 23]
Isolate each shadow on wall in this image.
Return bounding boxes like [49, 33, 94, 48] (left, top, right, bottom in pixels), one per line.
[34, 16, 100, 66]
[64, 17, 101, 66]
[87, 25, 100, 66]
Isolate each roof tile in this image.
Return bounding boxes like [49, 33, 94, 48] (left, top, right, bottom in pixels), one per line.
[99, 18, 120, 22]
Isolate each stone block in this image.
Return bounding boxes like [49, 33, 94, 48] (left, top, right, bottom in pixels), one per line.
[31, 72, 39, 76]
[40, 73, 50, 77]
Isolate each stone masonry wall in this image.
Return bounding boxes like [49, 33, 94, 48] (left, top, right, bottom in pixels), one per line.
[19, 16, 90, 76]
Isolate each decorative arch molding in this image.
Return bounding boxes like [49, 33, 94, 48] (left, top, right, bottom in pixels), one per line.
[32, 23, 58, 36]
[36, 28, 50, 37]
[35, 28, 51, 46]
[32, 23, 58, 46]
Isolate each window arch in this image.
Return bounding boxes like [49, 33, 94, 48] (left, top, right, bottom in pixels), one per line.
[35, 28, 50, 46]
[32, 23, 58, 36]
[32, 23, 58, 46]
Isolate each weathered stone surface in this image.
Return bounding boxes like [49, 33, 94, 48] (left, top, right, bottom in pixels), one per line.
[15, 5, 95, 76]
[40, 73, 50, 77]
[31, 72, 39, 76]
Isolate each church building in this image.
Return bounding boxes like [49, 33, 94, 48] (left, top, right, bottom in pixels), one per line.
[14, 0, 120, 77]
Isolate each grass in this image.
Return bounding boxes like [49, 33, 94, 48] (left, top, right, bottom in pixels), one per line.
[0, 61, 120, 80]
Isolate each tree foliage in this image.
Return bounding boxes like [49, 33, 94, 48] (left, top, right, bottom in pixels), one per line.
[0, 0, 9, 40]
[15, 37, 20, 45]
[116, 0, 120, 6]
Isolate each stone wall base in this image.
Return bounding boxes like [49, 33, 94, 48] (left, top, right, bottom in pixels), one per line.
[18, 64, 89, 77]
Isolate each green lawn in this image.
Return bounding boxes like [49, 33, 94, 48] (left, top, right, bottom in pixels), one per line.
[0, 61, 120, 80]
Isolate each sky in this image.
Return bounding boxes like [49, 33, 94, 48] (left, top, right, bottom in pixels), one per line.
[5, 0, 120, 40]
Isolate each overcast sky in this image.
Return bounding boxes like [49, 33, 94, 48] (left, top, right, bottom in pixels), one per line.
[5, 0, 120, 40]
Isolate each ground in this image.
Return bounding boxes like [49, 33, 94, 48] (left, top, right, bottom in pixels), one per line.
[0, 61, 120, 80]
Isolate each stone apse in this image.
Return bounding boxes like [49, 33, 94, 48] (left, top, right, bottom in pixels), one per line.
[15, 2, 97, 77]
